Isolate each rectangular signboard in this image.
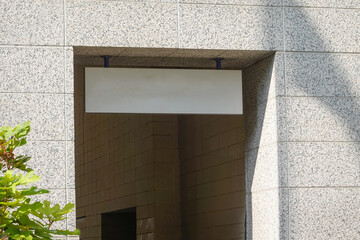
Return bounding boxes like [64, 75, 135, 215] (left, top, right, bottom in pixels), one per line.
[85, 68, 242, 114]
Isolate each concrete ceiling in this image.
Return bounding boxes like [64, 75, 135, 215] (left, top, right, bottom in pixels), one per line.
[74, 47, 273, 69]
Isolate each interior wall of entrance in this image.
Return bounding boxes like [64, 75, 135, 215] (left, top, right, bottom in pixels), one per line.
[75, 111, 181, 240]
[179, 115, 246, 239]
[74, 67, 246, 240]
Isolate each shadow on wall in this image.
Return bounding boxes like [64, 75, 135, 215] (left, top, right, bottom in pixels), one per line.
[282, 5, 360, 141]
[243, 54, 276, 240]
[245, 1, 360, 239]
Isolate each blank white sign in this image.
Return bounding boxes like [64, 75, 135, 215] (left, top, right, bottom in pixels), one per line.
[85, 68, 242, 114]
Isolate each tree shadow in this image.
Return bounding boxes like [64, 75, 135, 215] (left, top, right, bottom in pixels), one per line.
[244, 2, 360, 239]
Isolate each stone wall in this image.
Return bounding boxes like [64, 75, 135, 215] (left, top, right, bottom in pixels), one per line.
[1, 0, 359, 239]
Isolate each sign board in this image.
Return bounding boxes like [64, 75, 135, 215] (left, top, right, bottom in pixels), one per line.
[85, 68, 242, 114]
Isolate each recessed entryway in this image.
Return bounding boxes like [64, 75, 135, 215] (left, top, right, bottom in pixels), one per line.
[102, 207, 136, 240]
[73, 47, 275, 240]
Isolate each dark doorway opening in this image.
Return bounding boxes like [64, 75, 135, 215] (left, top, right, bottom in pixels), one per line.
[102, 207, 136, 240]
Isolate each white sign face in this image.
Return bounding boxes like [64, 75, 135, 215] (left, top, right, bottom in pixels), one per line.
[85, 68, 243, 114]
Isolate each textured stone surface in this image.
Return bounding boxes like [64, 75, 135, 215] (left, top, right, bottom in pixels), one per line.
[282, 142, 360, 188]
[243, 53, 284, 109]
[243, 53, 285, 161]
[157, 56, 228, 69]
[247, 189, 288, 240]
[168, 49, 225, 58]
[0, 47, 66, 93]
[157, 55, 270, 69]
[245, 98, 280, 151]
[67, 141, 75, 189]
[0, 0, 64, 45]
[179, 0, 281, 6]
[121, 48, 176, 57]
[219, 50, 272, 61]
[179, 5, 283, 50]
[284, 0, 360, 8]
[281, 97, 360, 141]
[66, 1, 178, 48]
[279, 188, 289, 240]
[0, 94, 65, 141]
[66, 48, 74, 94]
[67, 189, 76, 231]
[2, 0, 359, 238]
[74, 46, 127, 56]
[101, 0, 177, 2]
[285, 53, 360, 97]
[17, 141, 66, 189]
[284, 8, 360, 52]
[245, 143, 282, 192]
[66, 94, 74, 141]
[289, 188, 360, 240]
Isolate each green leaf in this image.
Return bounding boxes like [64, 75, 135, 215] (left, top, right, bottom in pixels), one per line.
[0, 122, 80, 238]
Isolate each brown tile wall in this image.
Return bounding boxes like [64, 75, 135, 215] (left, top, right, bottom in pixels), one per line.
[179, 115, 246, 240]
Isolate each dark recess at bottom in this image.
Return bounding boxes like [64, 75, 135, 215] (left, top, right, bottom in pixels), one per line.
[102, 207, 136, 240]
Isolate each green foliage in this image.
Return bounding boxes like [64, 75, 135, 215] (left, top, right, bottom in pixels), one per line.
[0, 122, 80, 239]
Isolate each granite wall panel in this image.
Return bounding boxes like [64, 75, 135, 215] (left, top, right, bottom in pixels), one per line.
[289, 188, 360, 240]
[179, 0, 282, 6]
[285, 53, 360, 97]
[280, 97, 360, 142]
[284, 7, 360, 52]
[17, 141, 66, 189]
[281, 142, 360, 188]
[0, 47, 67, 93]
[178, 4, 283, 50]
[66, 1, 178, 48]
[0, 93, 65, 141]
[0, 0, 64, 46]
[284, 0, 360, 8]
